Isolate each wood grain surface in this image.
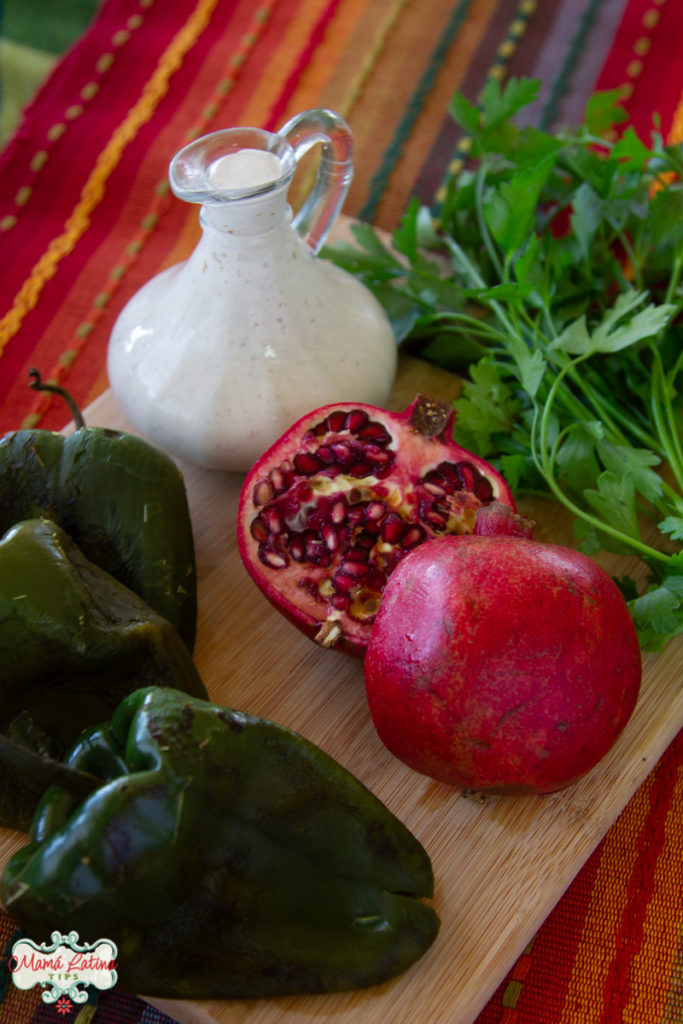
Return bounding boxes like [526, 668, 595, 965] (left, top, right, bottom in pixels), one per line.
[1, 356, 681, 1024]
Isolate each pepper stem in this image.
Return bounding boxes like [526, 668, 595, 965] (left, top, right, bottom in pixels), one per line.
[28, 368, 86, 430]
[0, 733, 102, 800]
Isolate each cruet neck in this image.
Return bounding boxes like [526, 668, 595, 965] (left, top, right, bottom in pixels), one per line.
[168, 110, 353, 252]
[170, 127, 295, 234]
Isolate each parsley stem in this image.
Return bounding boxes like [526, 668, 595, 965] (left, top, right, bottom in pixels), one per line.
[475, 164, 504, 280]
[443, 239, 518, 338]
[664, 251, 683, 307]
[536, 356, 670, 565]
[649, 345, 683, 492]
[422, 311, 508, 342]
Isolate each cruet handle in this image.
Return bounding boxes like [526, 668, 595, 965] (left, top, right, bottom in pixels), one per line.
[278, 109, 353, 254]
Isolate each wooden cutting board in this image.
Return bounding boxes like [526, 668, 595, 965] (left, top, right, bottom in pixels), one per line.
[1, 355, 681, 1024]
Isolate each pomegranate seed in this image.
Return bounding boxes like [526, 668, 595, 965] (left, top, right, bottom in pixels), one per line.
[282, 498, 301, 523]
[322, 525, 338, 551]
[456, 461, 478, 491]
[476, 477, 494, 502]
[333, 572, 357, 592]
[357, 422, 391, 444]
[259, 546, 287, 569]
[364, 568, 387, 591]
[304, 424, 325, 442]
[330, 499, 347, 524]
[380, 512, 406, 543]
[294, 481, 313, 501]
[263, 507, 283, 533]
[269, 468, 285, 493]
[345, 546, 369, 561]
[340, 560, 370, 578]
[424, 509, 448, 528]
[290, 534, 305, 561]
[365, 502, 385, 522]
[316, 445, 336, 464]
[423, 480, 446, 497]
[294, 452, 324, 475]
[331, 443, 352, 466]
[349, 461, 372, 478]
[355, 531, 377, 548]
[367, 448, 393, 465]
[306, 510, 326, 530]
[326, 410, 348, 433]
[252, 479, 274, 506]
[436, 462, 459, 492]
[346, 409, 369, 432]
[402, 525, 426, 548]
[361, 520, 381, 537]
[330, 593, 350, 611]
[306, 534, 324, 558]
[250, 516, 269, 543]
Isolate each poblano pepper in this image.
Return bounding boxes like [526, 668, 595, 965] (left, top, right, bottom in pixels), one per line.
[1, 686, 440, 999]
[0, 519, 207, 830]
[0, 371, 197, 650]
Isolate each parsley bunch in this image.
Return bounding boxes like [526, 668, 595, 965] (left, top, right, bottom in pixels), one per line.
[325, 79, 683, 651]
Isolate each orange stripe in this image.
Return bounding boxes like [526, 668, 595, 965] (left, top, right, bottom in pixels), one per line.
[284, 0, 409, 211]
[373, 0, 502, 227]
[285, 0, 406, 121]
[621, 760, 683, 1022]
[0, 0, 221, 357]
[559, 774, 656, 1021]
[235, 0, 328, 128]
[668, 87, 683, 143]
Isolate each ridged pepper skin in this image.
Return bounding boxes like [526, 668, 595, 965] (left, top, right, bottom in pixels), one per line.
[2, 687, 440, 999]
[0, 520, 207, 830]
[0, 423, 197, 651]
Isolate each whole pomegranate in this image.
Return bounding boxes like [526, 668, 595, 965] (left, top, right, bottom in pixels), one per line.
[237, 395, 514, 656]
[364, 507, 642, 794]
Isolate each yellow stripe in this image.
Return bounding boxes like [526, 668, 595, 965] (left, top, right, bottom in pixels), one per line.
[336, 0, 412, 119]
[286, 0, 410, 210]
[558, 774, 655, 1022]
[668, 88, 683, 143]
[622, 762, 683, 1023]
[0, 0, 220, 356]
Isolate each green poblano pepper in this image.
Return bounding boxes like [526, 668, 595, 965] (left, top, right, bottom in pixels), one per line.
[2, 687, 440, 999]
[0, 372, 197, 650]
[0, 519, 207, 830]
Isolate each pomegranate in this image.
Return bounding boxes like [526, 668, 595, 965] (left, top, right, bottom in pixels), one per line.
[364, 506, 642, 794]
[237, 395, 514, 656]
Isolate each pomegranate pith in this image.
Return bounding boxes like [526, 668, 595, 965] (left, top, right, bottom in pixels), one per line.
[237, 395, 515, 656]
[364, 530, 642, 793]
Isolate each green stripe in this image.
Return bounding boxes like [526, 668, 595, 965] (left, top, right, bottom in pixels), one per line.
[430, 0, 539, 217]
[538, 0, 607, 130]
[358, 0, 474, 224]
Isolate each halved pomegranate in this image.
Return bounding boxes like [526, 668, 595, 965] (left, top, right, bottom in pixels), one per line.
[237, 394, 515, 656]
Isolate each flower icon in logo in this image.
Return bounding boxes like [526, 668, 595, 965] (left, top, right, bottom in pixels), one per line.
[55, 995, 72, 1015]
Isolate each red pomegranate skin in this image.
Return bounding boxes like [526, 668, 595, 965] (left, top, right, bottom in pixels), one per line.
[364, 535, 642, 794]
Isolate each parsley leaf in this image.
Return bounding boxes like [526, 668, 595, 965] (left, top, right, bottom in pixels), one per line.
[325, 76, 683, 650]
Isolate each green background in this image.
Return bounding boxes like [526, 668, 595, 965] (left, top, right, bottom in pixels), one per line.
[0, 0, 100, 145]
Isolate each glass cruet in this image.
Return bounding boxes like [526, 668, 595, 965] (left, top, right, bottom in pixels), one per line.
[106, 109, 397, 471]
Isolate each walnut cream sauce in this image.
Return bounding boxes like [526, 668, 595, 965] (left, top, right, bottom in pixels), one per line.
[107, 139, 397, 472]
